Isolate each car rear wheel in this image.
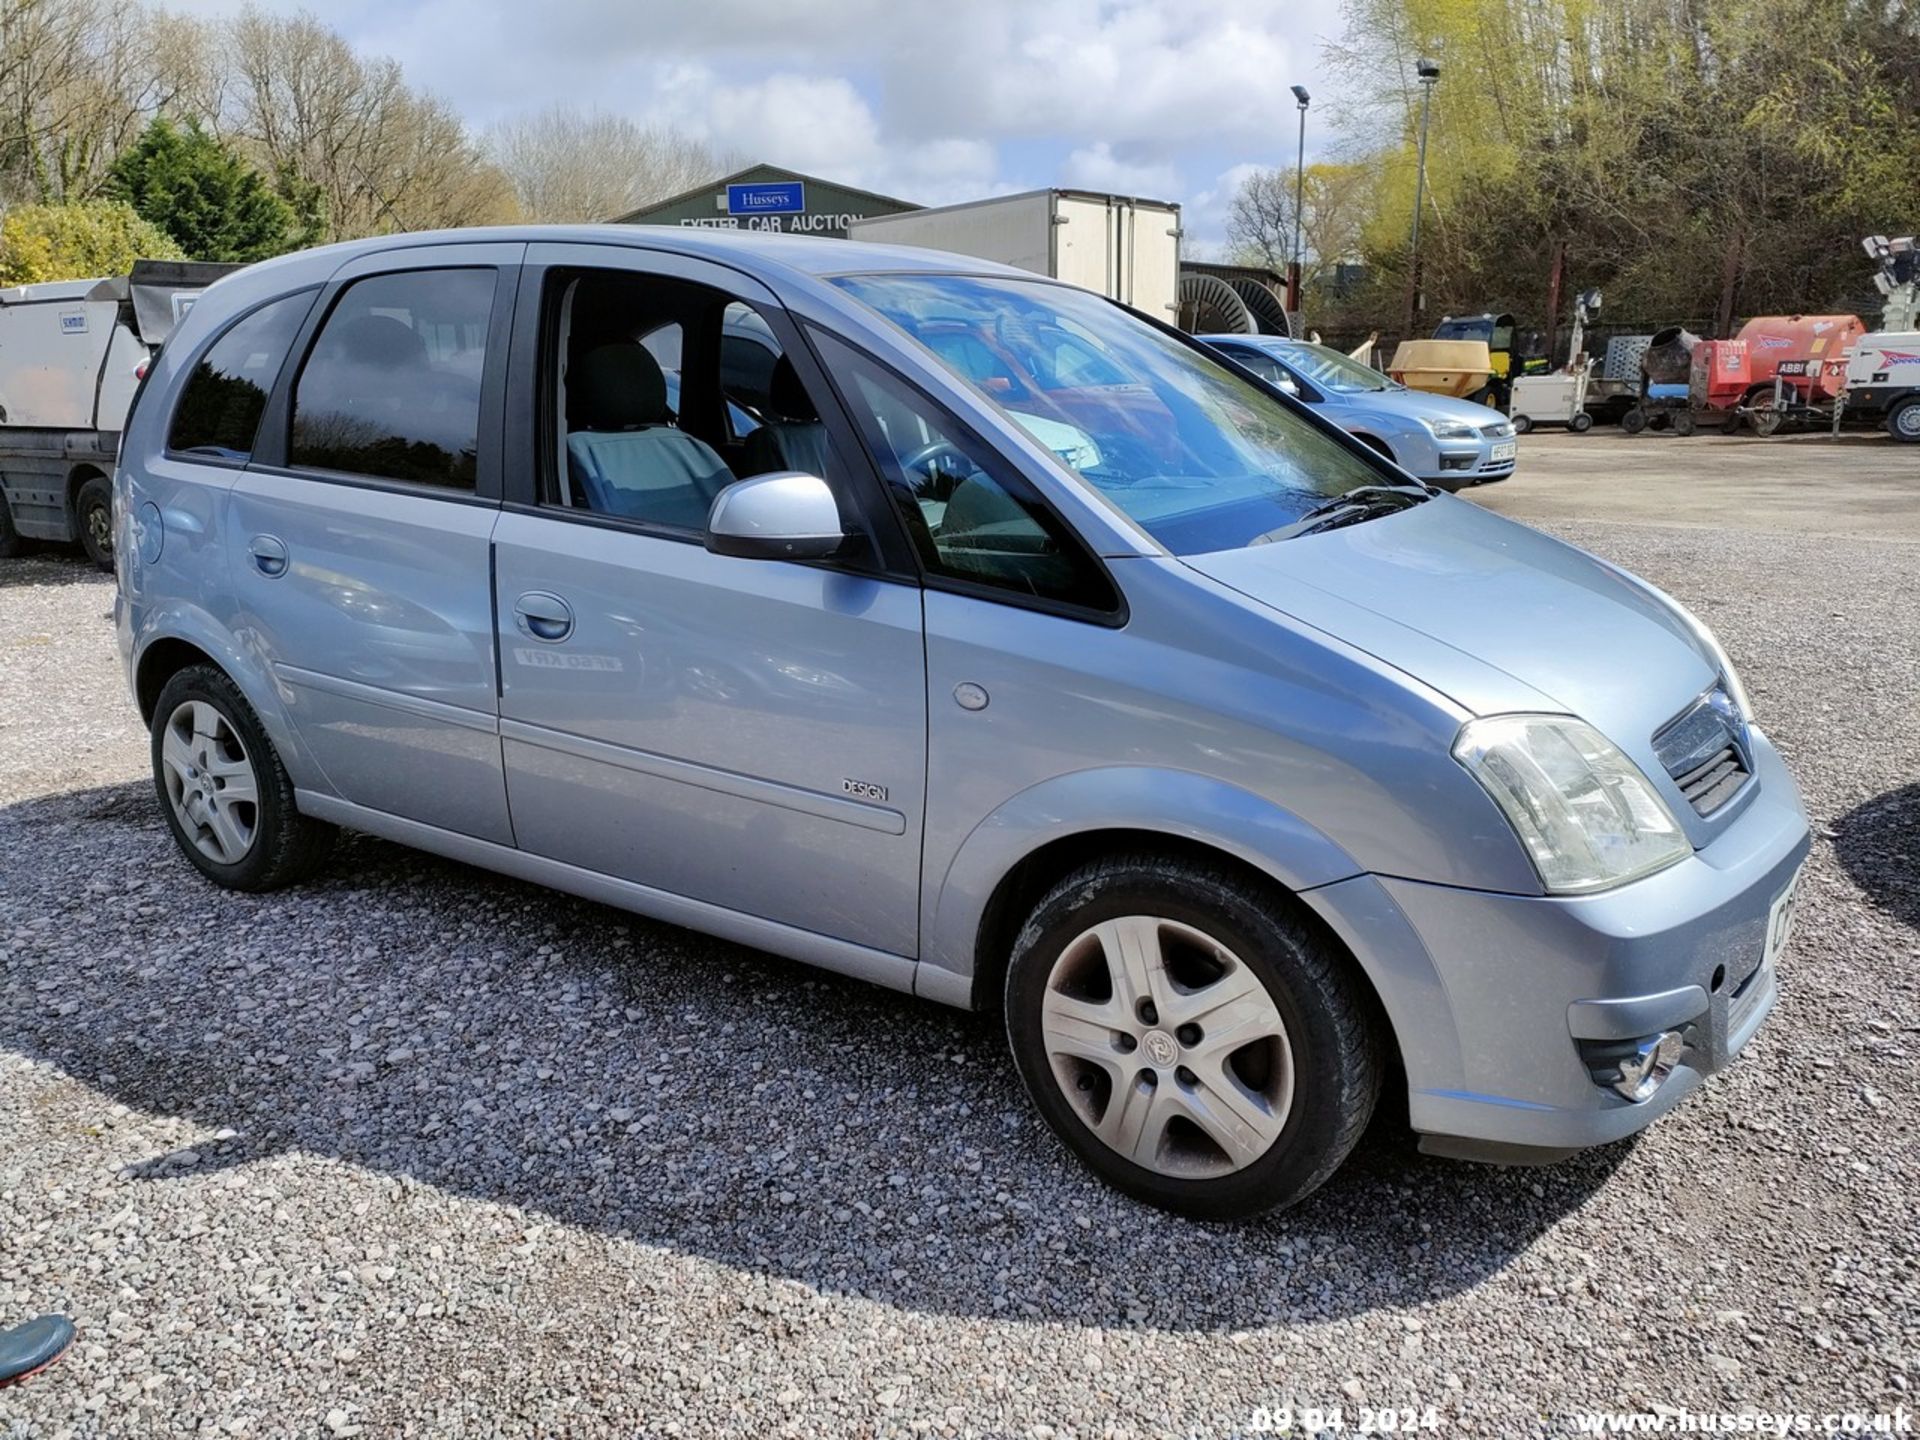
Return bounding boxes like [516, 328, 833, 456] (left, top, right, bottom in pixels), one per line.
[1004, 855, 1383, 1220]
[151, 665, 333, 891]
[74, 475, 113, 571]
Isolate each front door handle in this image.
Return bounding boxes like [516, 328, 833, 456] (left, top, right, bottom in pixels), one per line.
[513, 591, 574, 642]
[248, 534, 288, 578]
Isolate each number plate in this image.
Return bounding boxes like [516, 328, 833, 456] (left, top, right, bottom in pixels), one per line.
[1763, 864, 1803, 968]
[1491, 441, 1517, 462]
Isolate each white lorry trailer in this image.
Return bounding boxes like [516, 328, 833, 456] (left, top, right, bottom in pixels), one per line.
[848, 189, 1181, 324]
[0, 259, 235, 568]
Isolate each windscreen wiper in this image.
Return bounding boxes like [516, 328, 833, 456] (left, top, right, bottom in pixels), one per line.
[1251, 484, 1430, 544]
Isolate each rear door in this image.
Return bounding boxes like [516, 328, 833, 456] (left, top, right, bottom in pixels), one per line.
[227, 242, 521, 843]
[490, 242, 928, 957]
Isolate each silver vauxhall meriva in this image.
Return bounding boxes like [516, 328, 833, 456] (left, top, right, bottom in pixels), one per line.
[116, 228, 1810, 1218]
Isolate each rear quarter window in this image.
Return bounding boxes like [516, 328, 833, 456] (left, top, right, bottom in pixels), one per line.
[166, 291, 316, 462]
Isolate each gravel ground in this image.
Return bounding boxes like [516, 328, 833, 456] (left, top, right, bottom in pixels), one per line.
[1, 519, 1916, 1438]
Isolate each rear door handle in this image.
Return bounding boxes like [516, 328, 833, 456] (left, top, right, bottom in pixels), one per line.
[248, 534, 288, 578]
[513, 591, 573, 642]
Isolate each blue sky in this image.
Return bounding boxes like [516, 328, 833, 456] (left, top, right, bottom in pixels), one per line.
[172, 0, 1348, 252]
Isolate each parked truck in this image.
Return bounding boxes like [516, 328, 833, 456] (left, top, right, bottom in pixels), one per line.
[0, 259, 236, 569]
[847, 189, 1181, 324]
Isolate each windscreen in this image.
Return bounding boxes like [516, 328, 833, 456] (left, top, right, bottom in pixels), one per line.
[1273, 342, 1394, 394]
[833, 274, 1406, 555]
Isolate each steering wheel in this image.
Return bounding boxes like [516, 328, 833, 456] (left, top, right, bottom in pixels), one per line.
[898, 438, 975, 479]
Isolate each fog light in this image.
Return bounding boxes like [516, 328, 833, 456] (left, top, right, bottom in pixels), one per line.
[1612, 1030, 1685, 1102]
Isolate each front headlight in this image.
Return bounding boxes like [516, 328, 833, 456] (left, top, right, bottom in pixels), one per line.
[1426, 418, 1478, 441]
[1454, 715, 1691, 893]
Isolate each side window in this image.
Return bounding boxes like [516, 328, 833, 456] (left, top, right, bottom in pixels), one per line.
[166, 292, 313, 461]
[550, 270, 841, 535]
[1222, 347, 1287, 385]
[828, 343, 1118, 615]
[289, 268, 494, 489]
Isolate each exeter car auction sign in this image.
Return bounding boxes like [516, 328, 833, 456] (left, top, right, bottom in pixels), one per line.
[615, 163, 918, 240]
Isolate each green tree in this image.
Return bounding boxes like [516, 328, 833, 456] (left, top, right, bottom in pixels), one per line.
[105, 116, 293, 262]
[0, 199, 184, 284]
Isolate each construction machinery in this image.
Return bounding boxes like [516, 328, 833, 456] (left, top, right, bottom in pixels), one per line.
[1622, 327, 1701, 435]
[1839, 235, 1920, 442]
[1386, 338, 1496, 401]
[1696, 313, 1865, 435]
[1508, 288, 1601, 433]
[1431, 311, 1525, 408]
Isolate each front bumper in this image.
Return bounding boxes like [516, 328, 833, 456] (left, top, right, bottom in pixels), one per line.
[1304, 726, 1810, 1158]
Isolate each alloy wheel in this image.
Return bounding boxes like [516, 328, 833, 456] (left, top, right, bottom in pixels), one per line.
[1039, 915, 1295, 1179]
[159, 700, 259, 865]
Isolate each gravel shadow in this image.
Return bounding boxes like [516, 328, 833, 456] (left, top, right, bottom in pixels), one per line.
[0, 551, 102, 589]
[1831, 782, 1920, 931]
[1, 780, 1631, 1333]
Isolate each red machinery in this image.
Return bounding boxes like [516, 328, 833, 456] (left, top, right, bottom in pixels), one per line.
[1690, 314, 1865, 434]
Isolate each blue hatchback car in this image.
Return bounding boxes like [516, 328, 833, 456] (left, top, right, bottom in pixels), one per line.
[116, 228, 1809, 1217]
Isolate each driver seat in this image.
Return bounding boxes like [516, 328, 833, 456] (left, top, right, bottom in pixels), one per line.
[743, 356, 830, 478]
[566, 345, 735, 529]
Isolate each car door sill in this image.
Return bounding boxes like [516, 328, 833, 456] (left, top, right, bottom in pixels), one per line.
[295, 790, 922, 998]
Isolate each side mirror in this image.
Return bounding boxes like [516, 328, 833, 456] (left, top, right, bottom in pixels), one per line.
[705, 471, 846, 561]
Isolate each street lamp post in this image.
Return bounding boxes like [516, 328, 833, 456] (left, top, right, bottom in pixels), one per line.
[1405, 57, 1440, 335]
[1288, 84, 1310, 333]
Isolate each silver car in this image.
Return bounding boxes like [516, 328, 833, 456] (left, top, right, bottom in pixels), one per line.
[116, 229, 1808, 1218]
[1203, 334, 1518, 489]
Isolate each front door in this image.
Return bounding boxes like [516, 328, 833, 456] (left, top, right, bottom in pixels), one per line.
[229, 244, 520, 844]
[490, 244, 927, 957]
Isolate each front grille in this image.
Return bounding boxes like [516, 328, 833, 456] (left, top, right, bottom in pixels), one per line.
[1653, 687, 1751, 816]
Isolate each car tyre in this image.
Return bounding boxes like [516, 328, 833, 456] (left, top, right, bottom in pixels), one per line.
[1004, 854, 1383, 1220]
[74, 475, 113, 572]
[0, 494, 23, 559]
[1888, 395, 1920, 444]
[151, 664, 333, 891]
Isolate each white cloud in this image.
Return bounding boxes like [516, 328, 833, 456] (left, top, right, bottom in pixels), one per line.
[158, 0, 1339, 246]
[1060, 143, 1180, 200]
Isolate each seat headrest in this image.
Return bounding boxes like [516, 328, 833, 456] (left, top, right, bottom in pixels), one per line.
[766, 355, 818, 424]
[327, 314, 428, 371]
[574, 344, 670, 430]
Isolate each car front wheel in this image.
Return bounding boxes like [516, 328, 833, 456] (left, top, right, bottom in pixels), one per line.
[1004, 855, 1383, 1220]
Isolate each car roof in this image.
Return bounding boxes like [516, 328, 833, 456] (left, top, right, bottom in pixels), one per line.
[226, 224, 1042, 293]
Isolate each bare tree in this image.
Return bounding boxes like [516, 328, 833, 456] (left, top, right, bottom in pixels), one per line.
[0, 0, 204, 204]
[220, 8, 518, 240]
[487, 106, 735, 222]
[1226, 168, 1294, 271]
[1226, 163, 1371, 286]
